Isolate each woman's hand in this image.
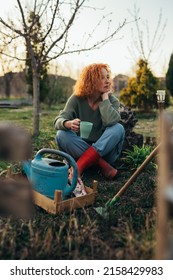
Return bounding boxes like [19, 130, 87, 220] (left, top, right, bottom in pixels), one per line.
[64, 118, 80, 132]
[101, 91, 111, 101]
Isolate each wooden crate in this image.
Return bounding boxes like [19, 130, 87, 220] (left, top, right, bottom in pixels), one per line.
[6, 167, 98, 215]
[32, 181, 98, 214]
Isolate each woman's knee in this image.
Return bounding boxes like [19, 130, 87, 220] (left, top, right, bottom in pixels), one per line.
[55, 130, 90, 159]
[56, 130, 65, 145]
[116, 123, 125, 138]
[108, 123, 125, 139]
[55, 130, 74, 147]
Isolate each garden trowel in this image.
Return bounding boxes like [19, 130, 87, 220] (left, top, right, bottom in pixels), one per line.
[95, 143, 160, 218]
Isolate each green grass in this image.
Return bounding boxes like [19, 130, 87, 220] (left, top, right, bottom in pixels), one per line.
[0, 104, 63, 135]
[134, 106, 173, 137]
[0, 104, 171, 260]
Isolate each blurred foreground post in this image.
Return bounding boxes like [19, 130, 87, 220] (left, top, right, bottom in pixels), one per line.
[156, 89, 168, 259]
[155, 112, 172, 259]
[0, 122, 33, 218]
[0, 121, 32, 161]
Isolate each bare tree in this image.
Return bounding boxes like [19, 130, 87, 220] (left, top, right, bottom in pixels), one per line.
[128, 5, 167, 65]
[0, 0, 127, 136]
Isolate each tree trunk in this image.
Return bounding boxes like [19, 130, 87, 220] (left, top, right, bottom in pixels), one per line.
[4, 78, 11, 98]
[4, 72, 13, 98]
[33, 71, 40, 136]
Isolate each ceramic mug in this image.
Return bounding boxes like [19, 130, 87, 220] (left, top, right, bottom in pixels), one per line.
[80, 121, 93, 139]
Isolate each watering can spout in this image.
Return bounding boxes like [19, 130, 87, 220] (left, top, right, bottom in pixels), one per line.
[22, 160, 31, 179]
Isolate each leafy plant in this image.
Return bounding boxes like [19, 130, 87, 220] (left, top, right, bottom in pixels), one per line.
[0, 161, 17, 176]
[123, 145, 157, 170]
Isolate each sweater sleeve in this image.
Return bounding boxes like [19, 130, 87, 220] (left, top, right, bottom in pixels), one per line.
[99, 94, 120, 126]
[54, 95, 78, 130]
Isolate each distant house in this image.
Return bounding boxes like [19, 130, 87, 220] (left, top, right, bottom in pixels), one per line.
[0, 71, 27, 98]
[112, 74, 129, 96]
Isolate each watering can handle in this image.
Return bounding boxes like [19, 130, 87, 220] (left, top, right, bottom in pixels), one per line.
[35, 148, 78, 194]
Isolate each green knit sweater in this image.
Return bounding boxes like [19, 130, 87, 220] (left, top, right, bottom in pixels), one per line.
[54, 94, 120, 142]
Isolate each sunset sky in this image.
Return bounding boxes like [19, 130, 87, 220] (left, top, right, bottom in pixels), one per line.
[0, 0, 172, 78]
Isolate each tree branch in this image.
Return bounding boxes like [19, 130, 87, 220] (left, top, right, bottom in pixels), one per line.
[41, 0, 60, 42]
[43, 0, 85, 60]
[0, 50, 26, 61]
[129, 4, 167, 63]
[0, 17, 24, 36]
[17, 0, 28, 33]
[42, 18, 127, 64]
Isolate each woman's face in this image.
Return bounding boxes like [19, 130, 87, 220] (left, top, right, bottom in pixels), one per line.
[97, 68, 111, 94]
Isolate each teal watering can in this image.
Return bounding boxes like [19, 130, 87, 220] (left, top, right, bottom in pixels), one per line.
[22, 148, 78, 200]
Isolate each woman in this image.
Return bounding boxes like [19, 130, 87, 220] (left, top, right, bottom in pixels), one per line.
[54, 63, 125, 179]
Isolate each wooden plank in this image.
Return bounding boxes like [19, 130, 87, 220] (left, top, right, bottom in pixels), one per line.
[33, 190, 57, 214]
[54, 190, 62, 203]
[55, 187, 97, 213]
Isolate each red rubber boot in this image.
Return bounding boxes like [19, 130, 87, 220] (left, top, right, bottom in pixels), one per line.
[77, 146, 100, 177]
[98, 158, 118, 179]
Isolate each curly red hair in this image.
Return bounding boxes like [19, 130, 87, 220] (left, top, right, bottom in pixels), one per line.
[74, 63, 111, 97]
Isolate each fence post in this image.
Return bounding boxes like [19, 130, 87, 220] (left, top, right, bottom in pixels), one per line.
[155, 113, 172, 259]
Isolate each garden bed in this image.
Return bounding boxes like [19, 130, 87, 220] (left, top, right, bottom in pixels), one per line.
[0, 105, 167, 260]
